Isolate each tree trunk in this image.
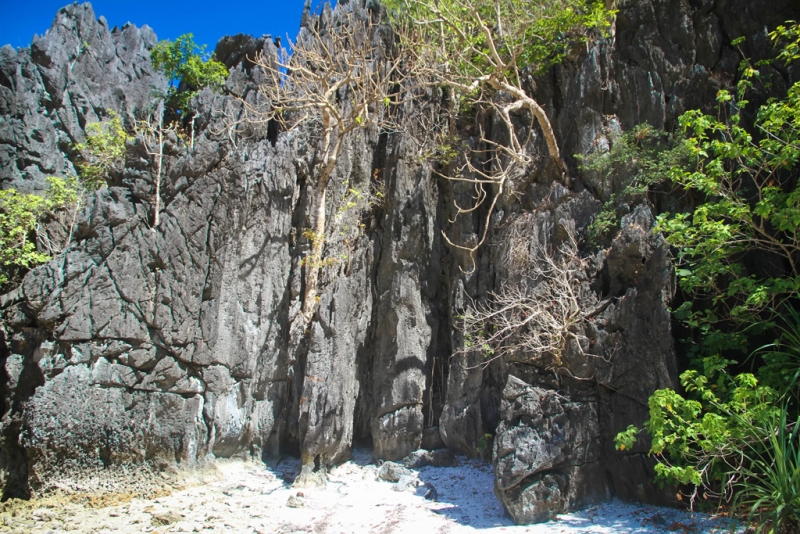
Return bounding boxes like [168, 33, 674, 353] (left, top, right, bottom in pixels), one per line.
[300, 123, 343, 322]
[301, 181, 328, 321]
[496, 80, 567, 177]
[153, 118, 163, 228]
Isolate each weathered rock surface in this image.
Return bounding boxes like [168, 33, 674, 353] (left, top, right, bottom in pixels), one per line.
[493, 376, 604, 524]
[1, 0, 798, 524]
[0, 3, 163, 193]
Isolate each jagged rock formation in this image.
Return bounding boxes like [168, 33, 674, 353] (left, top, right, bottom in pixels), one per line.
[493, 376, 601, 524]
[1, 0, 798, 522]
[0, 4, 162, 193]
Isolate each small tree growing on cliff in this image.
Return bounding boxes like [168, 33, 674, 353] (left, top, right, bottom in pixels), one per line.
[0, 177, 80, 290]
[150, 33, 228, 141]
[388, 0, 613, 269]
[143, 34, 228, 227]
[74, 111, 130, 190]
[249, 6, 412, 322]
[134, 108, 175, 228]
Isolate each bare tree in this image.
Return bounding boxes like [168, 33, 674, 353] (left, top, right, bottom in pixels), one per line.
[135, 105, 172, 229]
[248, 5, 413, 322]
[391, 0, 611, 268]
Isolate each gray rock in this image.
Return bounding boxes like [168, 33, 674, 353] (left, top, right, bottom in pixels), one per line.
[402, 449, 456, 469]
[392, 475, 420, 492]
[151, 510, 182, 526]
[286, 493, 305, 508]
[421, 427, 445, 451]
[492, 376, 605, 524]
[424, 484, 438, 501]
[376, 461, 414, 483]
[292, 464, 327, 488]
[0, 4, 162, 192]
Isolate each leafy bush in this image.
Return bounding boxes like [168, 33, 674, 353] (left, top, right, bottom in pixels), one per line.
[74, 112, 129, 190]
[657, 82, 800, 344]
[615, 348, 799, 532]
[613, 22, 800, 532]
[732, 405, 800, 534]
[754, 306, 800, 400]
[0, 177, 80, 289]
[654, 23, 800, 357]
[2, 112, 126, 290]
[576, 123, 688, 245]
[150, 33, 228, 116]
[387, 0, 613, 77]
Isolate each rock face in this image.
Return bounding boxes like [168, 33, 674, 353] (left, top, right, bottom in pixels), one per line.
[1, 0, 798, 522]
[0, 3, 162, 193]
[493, 376, 603, 524]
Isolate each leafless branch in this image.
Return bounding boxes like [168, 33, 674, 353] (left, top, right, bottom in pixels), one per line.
[135, 104, 178, 229]
[389, 0, 578, 272]
[459, 225, 605, 373]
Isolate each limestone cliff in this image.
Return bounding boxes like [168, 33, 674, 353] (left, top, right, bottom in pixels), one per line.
[0, 0, 797, 523]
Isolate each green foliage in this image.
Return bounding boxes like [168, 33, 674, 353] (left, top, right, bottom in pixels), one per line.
[476, 433, 494, 459]
[74, 112, 130, 190]
[618, 353, 800, 531]
[655, 22, 800, 342]
[656, 80, 800, 339]
[434, 134, 470, 167]
[0, 176, 80, 289]
[615, 359, 777, 490]
[577, 124, 689, 245]
[773, 22, 800, 65]
[150, 33, 228, 116]
[732, 405, 800, 534]
[753, 306, 800, 400]
[614, 24, 800, 530]
[646, 363, 779, 485]
[387, 0, 613, 78]
[614, 424, 639, 452]
[0, 190, 51, 286]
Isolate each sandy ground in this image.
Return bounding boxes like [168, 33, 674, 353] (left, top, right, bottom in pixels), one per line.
[0, 450, 741, 534]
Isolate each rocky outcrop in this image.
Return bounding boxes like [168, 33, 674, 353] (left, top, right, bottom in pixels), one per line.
[1, 0, 798, 524]
[493, 376, 604, 524]
[0, 3, 162, 193]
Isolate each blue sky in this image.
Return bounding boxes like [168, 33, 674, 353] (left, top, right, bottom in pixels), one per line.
[0, 0, 331, 51]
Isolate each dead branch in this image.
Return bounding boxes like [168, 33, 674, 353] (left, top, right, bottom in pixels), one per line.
[459, 226, 604, 372]
[135, 105, 174, 229]
[391, 0, 605, 271]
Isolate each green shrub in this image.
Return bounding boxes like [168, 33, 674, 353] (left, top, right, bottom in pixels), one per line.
[615, 355, 799, 532]
[150, 33, 228, 116]
[0, 176, 80, 289]
[576, 123, 688, 245]
[654, 23, 800, 356]
[733, 405, 800, 534]
[74, 112, 129, 190]
[754, 306, 800, 401]
[614, 22, 800, 531]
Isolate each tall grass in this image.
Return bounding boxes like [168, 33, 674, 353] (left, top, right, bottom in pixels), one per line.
[732, 406, 800, 533]
[734, 306, 800, 533]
